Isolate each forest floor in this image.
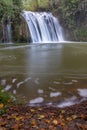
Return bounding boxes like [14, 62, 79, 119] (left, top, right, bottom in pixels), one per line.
[0, 101, 87, 130]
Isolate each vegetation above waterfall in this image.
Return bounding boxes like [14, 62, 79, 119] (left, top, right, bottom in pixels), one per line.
[0, 0, 23, 42]
[58, 0, 87, 41]
[0, 0, 22, 23]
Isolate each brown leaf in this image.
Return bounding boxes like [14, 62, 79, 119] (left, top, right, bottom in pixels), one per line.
[66, 117, 72, 121]
[45, 119, 50, 124]
[60, 122, 66, 126]
[11, 124, 19, 130]
[76, 123, 87, 130]
[72, 115, 77, 119]
[0, 121, 7, 127]
[0, 127, 6, 130]
[52, 119, 58, 125]
[31, 119, 36, 125]
[0, 104, 4, 109]
[38, 108, 42, 111]
[30, 109, 35, 112]
[59, 115, 63, 119]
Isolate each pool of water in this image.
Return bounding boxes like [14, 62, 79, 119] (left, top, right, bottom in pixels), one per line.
[0, 42, 87, 107]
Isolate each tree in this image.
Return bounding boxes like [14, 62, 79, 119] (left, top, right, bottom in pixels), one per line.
[0, 0, 23, 42]
[59, 0, 87, 28]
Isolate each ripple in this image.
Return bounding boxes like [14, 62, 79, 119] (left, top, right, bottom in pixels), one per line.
[29, 97, 44, 104]
[58, 101, 76, 108]
[12, 78, 17, 83]
[13, 90, 17, 94]
[63, 82, 73, 85]
[78, 89, 87, 97]
[34, 78, 39, 85]
[57, 96, 77, 108]
[37, 89, 44, 94]
[50, 92, 61, 97]
[17, 77, 31, 88]
[53, 81, 60, 84]
[72, 79, 78, 83]
[1, 79, 6, 86]
[49, 87, 55, 91]
[3, 85, 12, 91]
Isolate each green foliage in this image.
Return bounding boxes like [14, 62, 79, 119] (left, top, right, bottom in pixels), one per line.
[3, 0, 13, 4]
[0, 86, 15, 105]
[58, 0, 87, 41]
[0, 86, 15, 115]
[74, 28, 87, 41]
[13, 0, 22, 6]
[0, 0, 22, 23]
[22, 0, 50, 11]
[0, 107, 7, 115]
[59, 0, 87, 28]
[0, 0, 6, 20]
[0, 0, 23, 42]
[59, 0, 80, 28]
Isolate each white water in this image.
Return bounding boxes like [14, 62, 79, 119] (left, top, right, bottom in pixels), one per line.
[22, 11, 64, 43]
[7, 16, 12, 43]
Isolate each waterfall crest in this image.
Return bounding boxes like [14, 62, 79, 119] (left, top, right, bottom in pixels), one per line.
[22, 11, 64, 43]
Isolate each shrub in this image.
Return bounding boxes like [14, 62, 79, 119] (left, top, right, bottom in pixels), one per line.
[0, 86, 15, 115]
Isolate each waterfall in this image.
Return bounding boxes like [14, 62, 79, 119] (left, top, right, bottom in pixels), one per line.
[7, 16, 12, 43]
[1, 17, 12, 43]
[22, 11, 64, 43]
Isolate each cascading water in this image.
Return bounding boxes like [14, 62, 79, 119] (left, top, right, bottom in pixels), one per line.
[7, 16, 12, 43]
[1, 16, 12, 43]
[22, 11, 64, 43]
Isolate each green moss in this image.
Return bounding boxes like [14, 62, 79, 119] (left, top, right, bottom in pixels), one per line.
[74, 28, 87, 41]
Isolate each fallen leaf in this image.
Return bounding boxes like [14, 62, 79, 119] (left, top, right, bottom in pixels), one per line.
[76, 123, 87, 130]
[61, 110, 65, 114]
[30, 109, 35, 112]
[0, 121, 7, 126]
[59, 115, 63, 119]
[15, 116, 24, 121]
[7, 99, 11, 103]
[45, 119, 50, 124]
[11, 124, 19, 130]
[0, 104, 4, 109]
[72, 115, 77, 119]
[31, 119, 36, 125]
[52, 119, 58, 125]
[38, 108, 42, 111]
[38, 114, 45, 119]
[66, 117, 72, 121]
[61, 122, 66, 126]
[0, 127, 6, 130]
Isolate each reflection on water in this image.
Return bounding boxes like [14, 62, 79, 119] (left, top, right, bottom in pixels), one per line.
[0, 43, 87, 107]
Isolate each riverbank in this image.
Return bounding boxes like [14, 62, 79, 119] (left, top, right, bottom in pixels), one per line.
[0, 101, 87, 130]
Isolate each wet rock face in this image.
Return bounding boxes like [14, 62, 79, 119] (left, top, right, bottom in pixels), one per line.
[0, 17, 31, 43]
[11, 16, 31, 43]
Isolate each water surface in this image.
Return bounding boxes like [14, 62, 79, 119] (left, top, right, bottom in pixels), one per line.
[0, 43, 87, 107]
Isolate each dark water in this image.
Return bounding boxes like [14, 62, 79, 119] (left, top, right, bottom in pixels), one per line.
[0, 43, 87, 107]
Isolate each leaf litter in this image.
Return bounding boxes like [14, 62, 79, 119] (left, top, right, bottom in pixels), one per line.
[0, 101, 87, 130]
